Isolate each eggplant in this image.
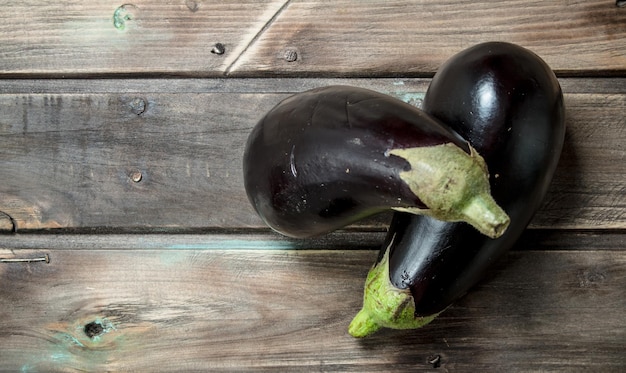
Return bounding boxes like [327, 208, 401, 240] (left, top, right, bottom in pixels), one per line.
[349, 42, 566, 337]
[243, 85, 509, 239]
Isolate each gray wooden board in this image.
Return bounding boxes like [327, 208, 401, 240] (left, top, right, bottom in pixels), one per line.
[0, 1, 624, 371]
[0, 78, 624, 231]
[0, 248, 624, 372]
[1, 1, 626, 76]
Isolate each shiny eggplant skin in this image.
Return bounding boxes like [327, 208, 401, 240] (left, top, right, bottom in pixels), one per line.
[390, 43, 566, 317]
[349, 42, 564, 338]
[243, 85, 509, 239]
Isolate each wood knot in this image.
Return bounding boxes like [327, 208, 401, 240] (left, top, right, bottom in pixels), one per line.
[186, 0, 199, 12]
[84, 321, 105, 338]
[578, 268, 607, 287]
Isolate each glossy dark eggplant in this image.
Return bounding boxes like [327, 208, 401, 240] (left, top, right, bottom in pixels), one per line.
[243, 85, 509, 239]
[349, 42, 565, 337]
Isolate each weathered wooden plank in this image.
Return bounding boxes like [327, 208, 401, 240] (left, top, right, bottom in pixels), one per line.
[0, 248, 624, 372]
[0, 0, 286, 76]
[0, 79, 624, 231]
[1, 1, 626, 76]
[230, 0, 626, 76]
[540, 93, 626, 228]
[513, 229, 626, 252]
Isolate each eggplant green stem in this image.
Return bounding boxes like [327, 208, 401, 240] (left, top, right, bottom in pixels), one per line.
[349, 236, 440, 338]
[389, 143, 510, 239]
[462, 194, 509, 238]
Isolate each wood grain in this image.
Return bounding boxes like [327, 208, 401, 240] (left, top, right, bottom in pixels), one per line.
[0, 0, 287, 76]
[1, 1, 624, 371]
[1, 1, 625, 76]
[0, 79, 624, 231]
[0, 247, 624, 372]
[232, 0, 626, 76]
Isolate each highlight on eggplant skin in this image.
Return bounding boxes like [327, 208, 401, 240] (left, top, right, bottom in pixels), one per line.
[349, 42, 565, 337]
[243, 85, 509, 239]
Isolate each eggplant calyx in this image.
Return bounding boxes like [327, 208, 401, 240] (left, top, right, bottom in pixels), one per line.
[348, 237, 439, 338]
[389, 143, 509, 239]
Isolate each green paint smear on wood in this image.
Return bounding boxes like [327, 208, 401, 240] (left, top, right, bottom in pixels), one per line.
[22, 318, 124, 371]
[395, 92, 425, 108]
[113, 5, 135, 30]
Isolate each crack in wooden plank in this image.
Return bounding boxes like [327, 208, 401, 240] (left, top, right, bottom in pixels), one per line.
[224, 0, 293, 76]
[0, 211, 17, 233]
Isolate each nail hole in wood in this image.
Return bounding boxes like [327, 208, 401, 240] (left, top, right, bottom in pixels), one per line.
[211, 43, 225, 55]
[130, 171, 143, 183]
[129, 97, 146, 115]
[428, 354, 441, 368]
[84, 321, 105, 339]
[284, 49, 298, 62]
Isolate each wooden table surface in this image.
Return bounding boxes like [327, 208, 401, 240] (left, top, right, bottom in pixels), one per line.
[1, 1, 624, 372]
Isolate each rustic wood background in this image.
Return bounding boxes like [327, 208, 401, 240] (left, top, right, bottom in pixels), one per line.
[1, 1, 625, 371]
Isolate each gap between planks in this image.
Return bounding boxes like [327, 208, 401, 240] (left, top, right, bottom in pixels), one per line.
[0, 77, 625, 94]
[0, 229, 624, 252]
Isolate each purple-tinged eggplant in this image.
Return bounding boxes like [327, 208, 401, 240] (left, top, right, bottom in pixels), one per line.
[350, 42, 565, 337]
[243, 85, 509, 239]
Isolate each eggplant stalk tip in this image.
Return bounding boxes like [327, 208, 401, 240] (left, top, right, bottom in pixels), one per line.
[389, 143, 509, 238]
[461, 194, 510, 238]
[348, 239, 439, 338]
